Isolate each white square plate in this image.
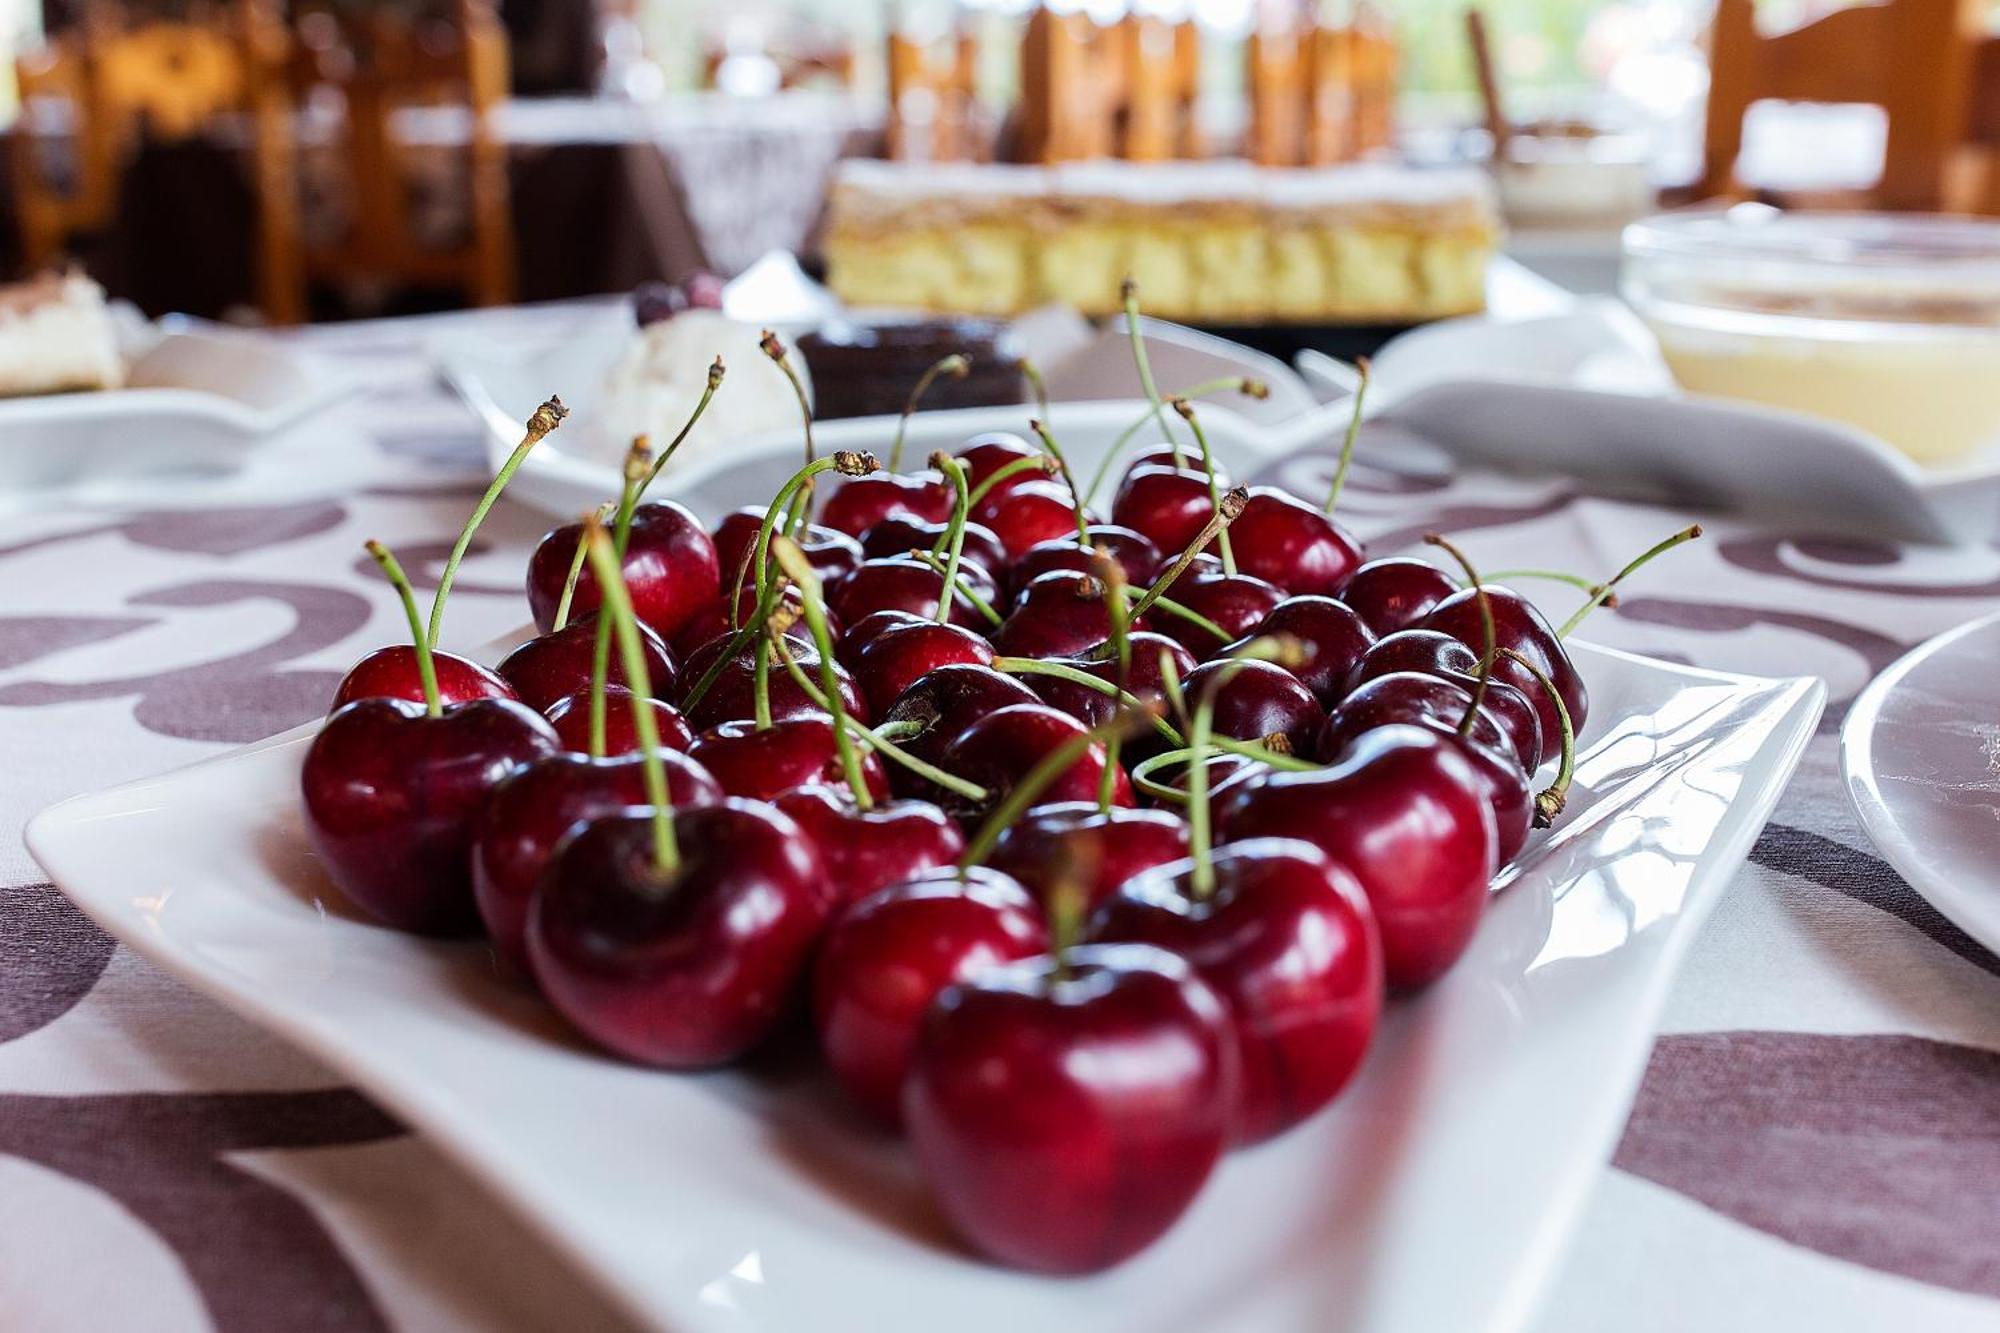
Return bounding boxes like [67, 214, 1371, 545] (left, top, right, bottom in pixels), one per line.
[0, 319, 354, 492]
[26, 642, 1822, 1333]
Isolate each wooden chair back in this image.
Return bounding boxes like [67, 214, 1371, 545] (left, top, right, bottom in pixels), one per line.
[887, 25, 979, 162]
[1701, 0, 1984, 210]
[286, 0, 514, 311]
[1017, 4, 1199, 164]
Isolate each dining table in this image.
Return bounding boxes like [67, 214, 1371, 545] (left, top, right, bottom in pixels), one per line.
[1, 296, 1997, 1332]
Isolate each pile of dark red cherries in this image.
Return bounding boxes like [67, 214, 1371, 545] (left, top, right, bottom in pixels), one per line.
[303, 311, 1690, 1275]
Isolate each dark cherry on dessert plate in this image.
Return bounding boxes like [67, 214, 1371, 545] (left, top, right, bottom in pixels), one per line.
[940, 703, 1134, 820]
[1341, 557, 1459, 637]
[331, 645, 516, 711]
[904, 942, 1237, 1273]
[773, 785, 966, 909]
[1009, 524, 1161, 596]
[497, 615, 677, 712]
[1091, 838, 1382, 1144]
[1225, 487, 1363, 599]
[527, 501, 722, 642]
[1347, 629, 1544, 771]
[544, 685, 694, 757]
[1227, 595, 1376, 709]
[985, 802, 1190, 909]
[1180, 657, 1324, 757]
[1221, 723, 1498, 990]
[812, 865, 1046, 1124]
[688, 716, 891, 804]
[819, 472, 954, 538]
[851, 619, 995, 716]
[529, 799, 836, 1067]
[471, 747, 722, 974]
[878, 664, 1044, 782]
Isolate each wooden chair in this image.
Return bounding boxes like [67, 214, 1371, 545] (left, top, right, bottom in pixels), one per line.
[886, 23, 979, 162]
[285, 0, 514, 313]
[11, 2, 303, 321]
[1017, 4, 1200, 164]
[1248, 5, 1398, 167]
[1700, 0, 1985, 211]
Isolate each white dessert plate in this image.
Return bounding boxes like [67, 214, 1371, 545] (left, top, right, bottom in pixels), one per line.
[1842, 610, 2000, 957]
[0, 318, 354, 492]
[1287, 297, 2000, 545]
[26, 638, 1823, 1333]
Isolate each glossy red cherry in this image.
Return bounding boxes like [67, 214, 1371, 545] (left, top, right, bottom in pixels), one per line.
[1341, 557, 1458, 636]
[497, 616, 677, 712]
[470, 748, 722, 974]
[1019, 631, 1195, 734]
[1226, 595, 1375, 708]
[939, 703, 1135, 820]
[670, 582, 823, 660]
[1180, 658, 1323, 757]
[879, 664, 1043, 784]
[973, 478, 1089, 559]
[527, 800, 836, 1067]
[905, 943, 1236, 1274]
[688, 716, 890, 803]
[773, 786, 967, 909]
[679, 641, 866, 732]
[711, 506, 863, 591]
[1124, 442, 1224, 477]
[527, 501, 721, 642]
[544, 685, 694, 757]
[1323, 672, 1533, 861]
[1156, 558, 1284, 656]
[827, 554, 995, 631]
[1422, 587, 1588, 744]
[857, 515, 1008, 592]
[1220, 723, 1496, 990]
[819, 472, 953, 537]
[1111, 465, 1222, 556]
[812, 866, 1046, 1124]
[301, 696, 558, 935]
[985, 802, 1190, 909]
[330, 646, 516, 711]
[1225, 488, 1363, 597]
[1347, 629, 1543, 770]
[1090, 838, 1382, 1143]
[1009, 525, 1160, 597]
[991, 568, 1143, 660]
[955, 431, 1044, 498]
[851, 618, 994, 716]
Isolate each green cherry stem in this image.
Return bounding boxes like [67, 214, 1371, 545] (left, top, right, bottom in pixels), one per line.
[1128, 485, 1249, 624]
[1484, 568, 1615, 605]
[427, 395, 566, 651]
[1094, 551, 1132, 811]
[1027, 418, 1092, 547]
[770, 535, 872, 808]
[639, 357, 726, 496]
[907, 549, 1003, 626]
[1322, 357, 1369, 517]
[591, 441, 653, 755]
[1556, 524, 1705, 639]
[1081, 375, 1268, 507]
[1498, 647, 1576, 827]
[930, 453, 973, 626]
[1170, 396, 1235, 575]
[1018, 356, 1050, 419]
[729, 451, 877, 628]
[990, 655, 1185, 747]
[1424, 533, 1495, 740]
[582, 520, 679, 876]
[766, 633, 990, 802]
[760, 330, 815, 472]
[960, 453, 1058, 518]
[365, 539, 441, 718]
[889, 353, 970, 472]
[1121, 277, 1179, 462]
[957, 714, 1139, 871]
[549, 500, 614, 632]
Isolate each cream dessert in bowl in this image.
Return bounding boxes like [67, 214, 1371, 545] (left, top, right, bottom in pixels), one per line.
[1623, 209, 2000, 467]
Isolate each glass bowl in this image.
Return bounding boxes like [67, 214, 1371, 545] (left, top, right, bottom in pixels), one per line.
[1622, 207, 2000, 465]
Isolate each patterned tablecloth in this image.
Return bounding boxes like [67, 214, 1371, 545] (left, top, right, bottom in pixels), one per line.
[2, 302, 1997, 1332]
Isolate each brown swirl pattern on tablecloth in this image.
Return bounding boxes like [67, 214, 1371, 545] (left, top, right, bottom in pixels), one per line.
[0, 309, 1992, 1333]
